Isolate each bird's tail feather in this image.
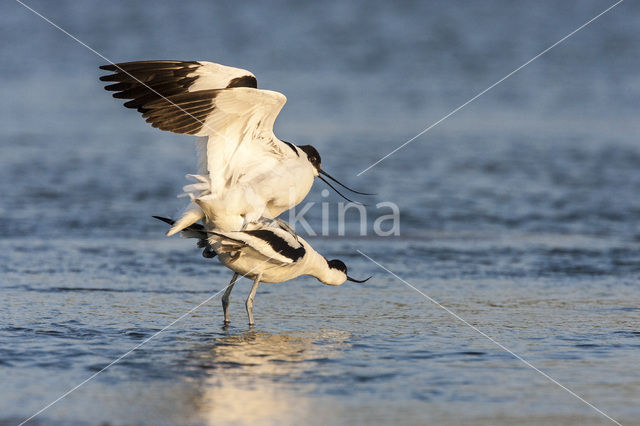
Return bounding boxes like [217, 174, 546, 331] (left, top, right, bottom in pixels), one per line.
[167, 203, 205, 236]
[152, 215, 208, 240]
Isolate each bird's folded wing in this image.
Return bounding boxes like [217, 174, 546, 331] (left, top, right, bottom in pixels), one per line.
[211, 228, 304, 265]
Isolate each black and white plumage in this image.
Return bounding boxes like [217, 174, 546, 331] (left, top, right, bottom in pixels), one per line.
[100, 60, 370, 234]
[153, 216, 369, 325]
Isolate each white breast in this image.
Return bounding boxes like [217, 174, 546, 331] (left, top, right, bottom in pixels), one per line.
[216, 252, 305, 283]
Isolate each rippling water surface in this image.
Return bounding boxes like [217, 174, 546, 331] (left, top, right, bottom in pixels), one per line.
[1, 0, 639, 424]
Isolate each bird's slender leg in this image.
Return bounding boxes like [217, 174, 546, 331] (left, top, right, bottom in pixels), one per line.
[222, 273, 239, 324]
[245, 273, 262, 326]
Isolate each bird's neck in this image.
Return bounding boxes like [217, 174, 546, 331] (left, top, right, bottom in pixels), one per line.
[308, 252, 345, 286]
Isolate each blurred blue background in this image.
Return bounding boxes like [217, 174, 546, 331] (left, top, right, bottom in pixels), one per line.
[1, 0, 638, 239]
[1, 1, 639, 425]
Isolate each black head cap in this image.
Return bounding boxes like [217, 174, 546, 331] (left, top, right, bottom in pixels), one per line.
[327, 259, 347, 274]
[327, 258, 371, 283]
[299, 145, 321, 171]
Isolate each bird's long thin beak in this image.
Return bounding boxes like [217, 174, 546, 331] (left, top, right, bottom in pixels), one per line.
[318, 175, 365, 205]
[347, 275, 372, 283]
[319, 169, 375, 195]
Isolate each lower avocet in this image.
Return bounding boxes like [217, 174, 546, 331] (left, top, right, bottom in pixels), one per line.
[154, 216, 369, 325]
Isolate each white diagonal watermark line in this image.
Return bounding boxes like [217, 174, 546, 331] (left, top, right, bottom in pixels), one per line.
[357, 250, 622, 426]
[14, 0, 257, 223]
[20, 250, 278, 425]
[357, 0, 624, 176]
[18, 287, 227, 426]
[14, 0, 231, 145]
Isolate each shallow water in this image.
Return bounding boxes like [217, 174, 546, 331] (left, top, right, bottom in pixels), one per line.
[3, 236, 640, 425]
[2, 0, 640, 425]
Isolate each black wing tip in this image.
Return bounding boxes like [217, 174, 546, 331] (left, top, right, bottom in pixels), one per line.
[152, 215, 175, 225]
[99, 60, 201, 79]
[99, 60, 199, 69]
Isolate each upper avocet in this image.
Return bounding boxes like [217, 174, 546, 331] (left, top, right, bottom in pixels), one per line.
[154, 216, 369, 325]
[100, 60, 370, 234]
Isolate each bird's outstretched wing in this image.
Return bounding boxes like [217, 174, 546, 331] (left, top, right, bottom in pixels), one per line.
[100, 60, 257, 113]
[100, 60, 293, 192]
[209, 228, 305, 265]
[101, 60, 300, 234]
[99, 60, 287, 150]
[139, 86, 287, 149]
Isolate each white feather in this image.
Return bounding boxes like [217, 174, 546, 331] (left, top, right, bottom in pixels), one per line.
[186, 61, 256, 92]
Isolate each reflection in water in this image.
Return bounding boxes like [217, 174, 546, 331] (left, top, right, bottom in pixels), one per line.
[190, 329, 351, 425]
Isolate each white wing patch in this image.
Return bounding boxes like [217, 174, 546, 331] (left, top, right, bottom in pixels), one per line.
[187, 61, 257, 92]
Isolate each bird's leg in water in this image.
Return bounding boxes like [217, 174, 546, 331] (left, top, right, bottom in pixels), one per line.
[245, 274, 262, 325]
[222, 273, 238, 324]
